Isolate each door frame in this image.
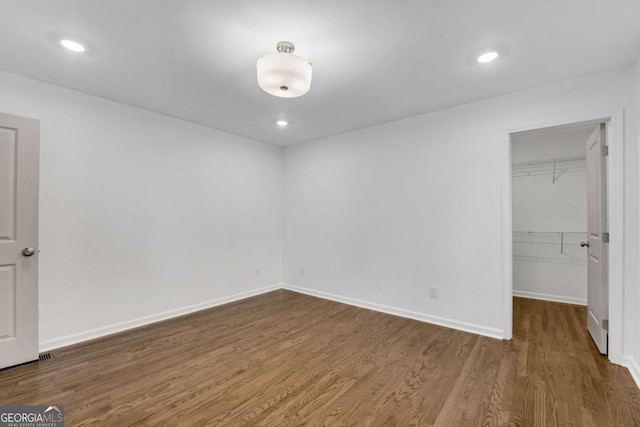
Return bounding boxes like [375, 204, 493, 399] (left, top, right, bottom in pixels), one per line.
[501, 109, 625, 365]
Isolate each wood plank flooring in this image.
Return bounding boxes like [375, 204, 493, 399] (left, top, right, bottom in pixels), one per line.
[1, 291, 639, 426]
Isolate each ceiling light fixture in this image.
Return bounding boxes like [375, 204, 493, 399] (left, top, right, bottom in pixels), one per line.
[257, 41, 312, 98]
[276, 120, 288, 127]
[60, 39, 86, 53]
[477, 51, 499, 63]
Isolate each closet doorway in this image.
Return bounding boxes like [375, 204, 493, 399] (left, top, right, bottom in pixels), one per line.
[510, 121, 609, 354]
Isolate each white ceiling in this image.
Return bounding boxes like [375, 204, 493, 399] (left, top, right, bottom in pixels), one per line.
[1, 1, 639, 146]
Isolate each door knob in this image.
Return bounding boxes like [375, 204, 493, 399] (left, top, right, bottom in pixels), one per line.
[22, 247, 35, 257]
[580, 242, 589, 248]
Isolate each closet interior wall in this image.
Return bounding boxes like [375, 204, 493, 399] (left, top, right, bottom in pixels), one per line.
[511, 124, 595, 305]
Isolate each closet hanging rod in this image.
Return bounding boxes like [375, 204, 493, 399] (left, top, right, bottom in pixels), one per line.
[512, 167, 585, 177]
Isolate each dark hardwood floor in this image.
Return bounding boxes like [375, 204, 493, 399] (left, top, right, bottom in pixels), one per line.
[1, 291, 639, 426]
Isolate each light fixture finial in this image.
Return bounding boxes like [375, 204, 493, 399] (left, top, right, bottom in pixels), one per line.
[276, 41, 295, 54]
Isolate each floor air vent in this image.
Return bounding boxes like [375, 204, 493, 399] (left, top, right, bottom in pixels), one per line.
[0, 353, 52, 372]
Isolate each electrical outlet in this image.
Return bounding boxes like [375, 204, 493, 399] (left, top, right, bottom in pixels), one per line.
[429, 286, 438, 299]
[300, 267, 305, 276]
[255, 268, 260, 277]
[39, 304, 43, 320]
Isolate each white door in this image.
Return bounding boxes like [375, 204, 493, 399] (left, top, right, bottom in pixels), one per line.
[585, 123, 608, 355]
[0, 112, 39, 369]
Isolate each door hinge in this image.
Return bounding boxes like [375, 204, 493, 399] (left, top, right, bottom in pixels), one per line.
[601, 146, 609, 156]
[602, 232, 610, 243]
[602, 319, 609, 331]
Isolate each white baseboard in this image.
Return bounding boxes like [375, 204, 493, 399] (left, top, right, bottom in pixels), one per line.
[39, 284, 282, 352]
[513, 290, 587, 306]
[282, 284, 504, 340]
[623, 356, 640, 390]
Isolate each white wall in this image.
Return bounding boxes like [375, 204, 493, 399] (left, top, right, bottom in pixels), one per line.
[283, 66, 635, 342]
[2, 61, 638, 384]
[0, 71, 284, 350]
[511, 127, 591, 305]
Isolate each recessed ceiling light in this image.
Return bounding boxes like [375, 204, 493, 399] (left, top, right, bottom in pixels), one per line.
[276, 120, 288, 127]
[477, 51, 499, 63]
[60, 39, 86, 53]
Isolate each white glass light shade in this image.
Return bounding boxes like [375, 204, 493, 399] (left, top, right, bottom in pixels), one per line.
[257, 52, 312, 98]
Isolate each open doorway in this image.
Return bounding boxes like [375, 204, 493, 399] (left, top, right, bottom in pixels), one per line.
[510, 121, 609, 354]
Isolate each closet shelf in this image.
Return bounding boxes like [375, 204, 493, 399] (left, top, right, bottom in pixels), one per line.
[513, 231, 586, 236]
[512, 155, 586, 183]
[513, 255, 587, 266]
[512, 231, 587, 255]
[512, 155, 586, 168]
